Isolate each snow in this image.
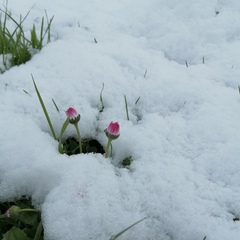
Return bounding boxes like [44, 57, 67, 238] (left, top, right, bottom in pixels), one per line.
[1, 0, 240, 239]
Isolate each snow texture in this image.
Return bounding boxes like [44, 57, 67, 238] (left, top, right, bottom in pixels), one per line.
[1, 0, 240, 239]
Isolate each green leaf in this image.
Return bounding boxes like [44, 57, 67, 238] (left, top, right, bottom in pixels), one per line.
[58, 118, 69, 153]
[3, 227, 29, 240]
[34, 221, 43, 240]
[122, 156, 132, 166]
[18, 211, 39, 226]
[32, 75, 57, 140]
[15, 199, 33, 209]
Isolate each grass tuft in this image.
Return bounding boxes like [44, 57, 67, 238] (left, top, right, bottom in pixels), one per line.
[0, 3, 53, 72]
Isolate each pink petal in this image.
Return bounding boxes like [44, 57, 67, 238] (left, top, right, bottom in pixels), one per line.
[66, 107, 78, 119]
[107, 121, 120, 136]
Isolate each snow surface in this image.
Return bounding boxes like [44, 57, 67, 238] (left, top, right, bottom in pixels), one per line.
[1, 0, 240, 239]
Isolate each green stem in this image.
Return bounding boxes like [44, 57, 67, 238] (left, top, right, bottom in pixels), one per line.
[74, 123, 82, 153]
[20, 209, 40, 213]
[105, 138, 112, 158]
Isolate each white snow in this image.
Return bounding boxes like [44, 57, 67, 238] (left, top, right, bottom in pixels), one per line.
[1, 0, 240, 239]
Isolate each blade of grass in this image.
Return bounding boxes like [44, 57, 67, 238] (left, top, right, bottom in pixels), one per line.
[58, 118, 69, 153]
[135, 96, 140, 105]
[30, 23, 39, 49]
[39, 17, 44, 49]
[144, 69, 147, 78]
[124, 95, 129, 121]
[33, 221, 43, 240]
[52, 98, 59, 112]
[109, 217, 147, 240]
[32, 75, 57, 140]
[23, 89, 30, 95]
[44, 10, 54, 44]
[99, 82, 104, 112]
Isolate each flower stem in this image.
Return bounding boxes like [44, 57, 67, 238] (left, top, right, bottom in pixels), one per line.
[20, 209, 40, 213]
[74, 123, 82, 153]
[105, 138, 112, 158]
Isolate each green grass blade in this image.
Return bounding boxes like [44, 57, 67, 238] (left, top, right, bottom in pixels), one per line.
[42, 11, 54, 44]
[38, 17, 44, 49]
[135, 96, 140, 105]
[124, 95, 129, 121]
[23, 89, 30, 95]
[33, 221, 43, 240]
[52, 98, 59, 112]
[30, 24, 39, 49]
[144, 69, 147, 78]
[32, 75, 57, 140]
[58, 118, 69, 153]
[99, 82, 104, 112]
[109, 217, 147, 240]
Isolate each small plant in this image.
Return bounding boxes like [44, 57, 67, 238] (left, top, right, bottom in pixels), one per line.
[122, 156, 132, 167]
[62, 137, 105, 155]
[0, 4, 53, 72]
[104, 121, 120, 158]
[58, 107, 83, 154]
[33, 78, 121, 157]
[0, 198, 43, 240]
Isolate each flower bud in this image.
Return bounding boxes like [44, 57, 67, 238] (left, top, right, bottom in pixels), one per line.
[104, 121, 120, 140]
[66, 107, 80, 124]
[5, 205, 21, 219]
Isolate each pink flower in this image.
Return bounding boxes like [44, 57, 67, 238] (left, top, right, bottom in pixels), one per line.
[106, 121, 120, 136]
[105, 121, 120, 141]
[66, 107, 78, 119]
[66, 107, 80, 124]
[104, 121, 120, 158]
